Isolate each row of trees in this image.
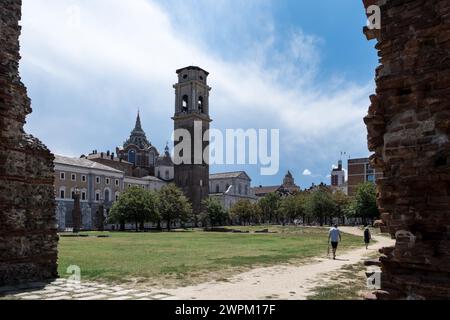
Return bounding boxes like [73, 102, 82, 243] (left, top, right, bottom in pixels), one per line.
[226, 182, 379, 227]
[109, 184, 192, 231]
[109, 182, 379, 231]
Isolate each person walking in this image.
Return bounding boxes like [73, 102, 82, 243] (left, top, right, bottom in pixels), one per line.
[328, 224, 341, 260]
[364, 225, 372, 250]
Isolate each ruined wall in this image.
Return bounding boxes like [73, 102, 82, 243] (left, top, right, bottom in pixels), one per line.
[0, 0, 58, 285]
[363, 0, 450, 299]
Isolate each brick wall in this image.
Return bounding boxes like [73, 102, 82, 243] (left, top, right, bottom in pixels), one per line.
[0, 0, 58, 285]
[363, 0, 450, 299]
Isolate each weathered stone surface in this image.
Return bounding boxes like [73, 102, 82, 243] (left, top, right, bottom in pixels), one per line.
[0, 0, 58, 285]
[363, 0, 450, 300]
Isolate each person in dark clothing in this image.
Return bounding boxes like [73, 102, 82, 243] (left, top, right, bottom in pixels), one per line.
[364, 225, 372, 250]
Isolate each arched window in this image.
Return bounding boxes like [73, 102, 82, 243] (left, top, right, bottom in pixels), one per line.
[115, 192, 120, 202]
[182, 95, 189, 112]
[104, 189, 110, 202]
[245, 185, 249, 195]
[216, 184, 220, 193]
[165, 170, 170, 180]
[198, 96, 204, 113]
[128, 150, 136, 165]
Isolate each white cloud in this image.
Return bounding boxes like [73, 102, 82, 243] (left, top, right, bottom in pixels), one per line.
[303, 169, 312, 176]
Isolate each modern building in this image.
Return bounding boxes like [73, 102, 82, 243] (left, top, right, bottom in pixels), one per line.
[347, 157, 382, 196]
[252, 171, 301, 198]
[330, 160, 348, 194]
[209, 172, 257, 209]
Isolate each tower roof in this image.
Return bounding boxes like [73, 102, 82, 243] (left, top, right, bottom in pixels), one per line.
[176, 66, 209, 76]
[123, 111, 152, 150]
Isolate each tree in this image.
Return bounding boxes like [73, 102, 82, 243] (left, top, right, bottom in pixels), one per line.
[230, 200, 258, 225]
[354, 182, 379, 224]
[109, 187, 159, 231]
[258, 192, 280, 224]
[277, 194, 307, 225]
[200, 198, 229, 228]
[332, 190, 351, 225]
[305, 187, 336, 226]
[158, 184, 193, 231]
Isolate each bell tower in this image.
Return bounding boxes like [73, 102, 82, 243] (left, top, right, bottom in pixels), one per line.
[172, 66, 212, 217]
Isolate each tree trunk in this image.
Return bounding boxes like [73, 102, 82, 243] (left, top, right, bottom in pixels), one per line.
[120, 221, 125, 231]
[167, 218, 171, 231]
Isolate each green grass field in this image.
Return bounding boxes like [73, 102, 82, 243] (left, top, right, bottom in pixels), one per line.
[57, 226, 364, 286]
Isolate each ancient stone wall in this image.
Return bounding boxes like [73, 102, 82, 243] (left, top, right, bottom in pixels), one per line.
[363, 0, 450, 299]
[0, 0, 58, 285]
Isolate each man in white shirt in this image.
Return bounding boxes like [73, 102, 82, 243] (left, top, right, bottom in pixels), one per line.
[328, 224, 342, 260]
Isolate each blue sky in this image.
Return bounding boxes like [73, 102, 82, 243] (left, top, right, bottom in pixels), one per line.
[20, 0, 377, 188]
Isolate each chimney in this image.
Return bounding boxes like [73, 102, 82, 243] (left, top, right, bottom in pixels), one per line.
[107, 150, 110, 156]
[101, 152, 104, 158]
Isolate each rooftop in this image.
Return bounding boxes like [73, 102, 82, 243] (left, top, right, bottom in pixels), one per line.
[176, 66, 209, 75]
[54, 155, 123, 173]
[210, 171, 250, 180]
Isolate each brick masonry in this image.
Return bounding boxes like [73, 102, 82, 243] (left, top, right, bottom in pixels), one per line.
[363, 0, 450, 299]
[0, 0, 58, 285]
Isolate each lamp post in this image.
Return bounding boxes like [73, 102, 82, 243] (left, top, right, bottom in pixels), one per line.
[72, 187, 82, 233]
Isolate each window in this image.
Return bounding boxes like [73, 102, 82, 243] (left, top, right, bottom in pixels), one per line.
[183, 74, 188, 79]
[245, 185, 249, 195]
[216, 185, 220, 193]
[96, 176, 100, 184]
[71, 174, 76, 181]
[182, 95, 189, 112]
[142, 186, 145, 189]
[60, 172, 65, 180]
[115, 192, 120, 201]
[115, 179, 119, 186]
[104, 189, 110, 202]
[149, 152, 155, 166]
[82, 175, 86, 182]
[198, 96, 204, 113]
[81, 191, 86, 201]
[128, 150, 136, 165]
[165, 170, 170, 180]
[128, 184, 132, 188]
[106, 178, 110, 185]
[238, 184, 242, 195]
[60, 189, 65, 199]
[95, 192, 100, 202]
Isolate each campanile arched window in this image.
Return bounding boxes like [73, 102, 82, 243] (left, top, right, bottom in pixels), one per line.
[182, 95, 189, 112]
[198, 96, 204, 113]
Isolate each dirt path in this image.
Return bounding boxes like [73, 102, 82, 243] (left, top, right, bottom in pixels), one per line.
[163, 227, 394, 300]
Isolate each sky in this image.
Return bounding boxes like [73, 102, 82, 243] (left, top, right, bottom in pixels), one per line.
[20, 0, 377, 189]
